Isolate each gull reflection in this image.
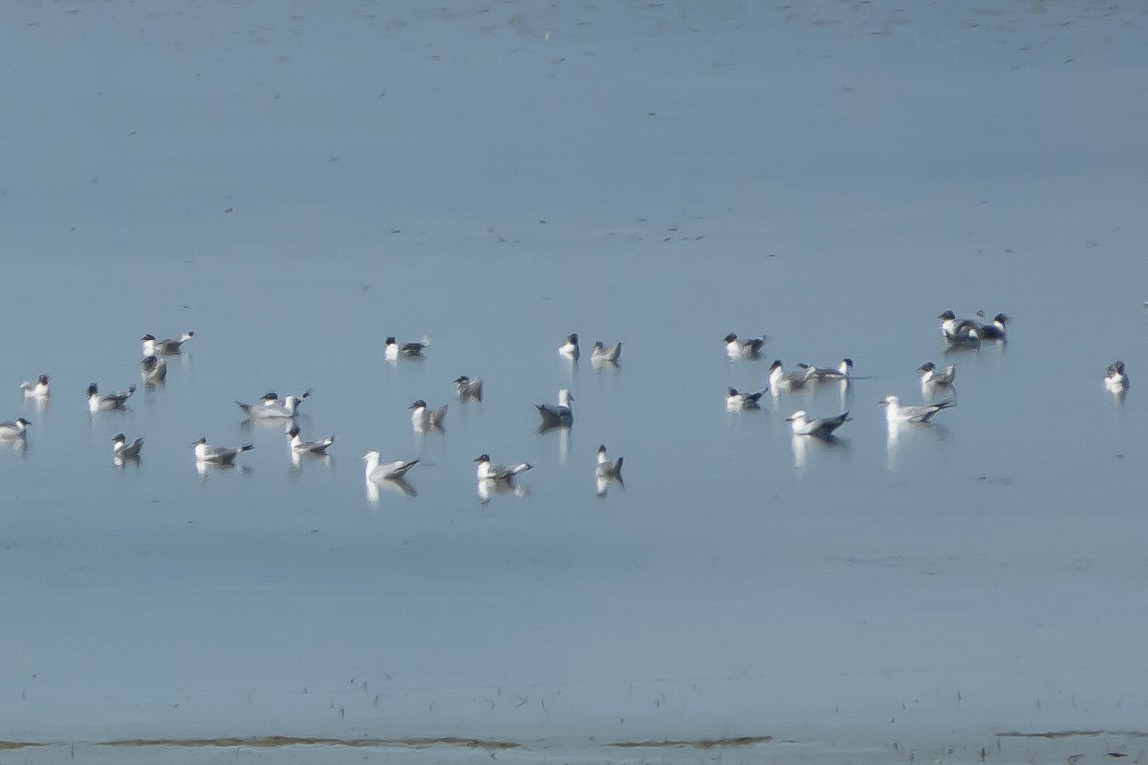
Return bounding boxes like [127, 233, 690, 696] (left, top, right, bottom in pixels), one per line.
[195, 460, 252, 479]
[290, 450, 333, 472]
[885, 420, 950, 471]
[478, 477, 528, 505]
[537, 421, 571, 464]
[0, 435, 28, 456]
[366, 476, 417, 503]
[942, 336, 980, 357]
[790, 433, 848, 470]
[23, 395, 51, 414]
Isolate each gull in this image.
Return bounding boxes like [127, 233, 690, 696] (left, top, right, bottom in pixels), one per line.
[591, 341, 622, 364]
[287, 426, 334, 455]
[724, 333, 767, 360]
[1105, 361, 1129, 393]
[193, 437, 253, 464]
[785, 410, 850, 439]
[236, 390, 310, 419]
[409, 399, 448, 431]
[975, 312, 1009, 341]
[363, 450, 419, 481]
[474, 453, 533, 481]
[140, 355, 167, 384]
[453, 375, 484, 401]
[88, 383, 135, 412]
[937, 311, 981, 348]
[879, 395, 954, 423]
[918, 361, 956, 389]
[19, 374, 50, 398]
[936, 311, 979, 339]
[595, 444, 624, 481]
[799, 359, 853, 382]
[536, 388, 573, 427]
[558, 333, 580, 360]
[768, 360, 815, 393]
[384, 336, 428, 360]
[726, 387, 765, 410]
[0, 418, 30, 439]
[141, 331, 195, 356]
[111, 433, 143, 460]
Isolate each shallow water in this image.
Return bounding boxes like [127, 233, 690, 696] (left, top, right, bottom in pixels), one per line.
[2, 1, 1148, 761]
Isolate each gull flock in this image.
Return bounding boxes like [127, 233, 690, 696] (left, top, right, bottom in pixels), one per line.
[2, 311, 1131, 498]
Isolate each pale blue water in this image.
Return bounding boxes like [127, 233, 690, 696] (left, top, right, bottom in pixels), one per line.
[2, 1, 1148, 761]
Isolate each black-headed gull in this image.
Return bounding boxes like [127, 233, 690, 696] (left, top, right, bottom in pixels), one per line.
[0, 418, 31, 439]
[785, 410, 850, 439]
[236, 390, 310, 419]
[88, 383, 135, 412]
[384, 336, 428, 360]
[768, 360, 815, 393]
[111, 433, 143, 460]
[1105, 361, 1130, 393]
[453, 375, 484, 401]
[287, 426, 334, 455]
[140, 355, 167, 384]
[409, 400, 448, 432]
[595, 444, 624, 481]
[558, 333, 580, 360]
[474, 454, 532, 481]
[918, 361, 956, 389]
[193, 437, 253, 464]
[976, 312, 1009, 340]
[141, 331, 194, 356]
[726, 387, 765, 410]
[19, 374, 50, 398]
[591, 341, 622, 364]
[724, 333, 767, 360]
[799, 359, 853, 382]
